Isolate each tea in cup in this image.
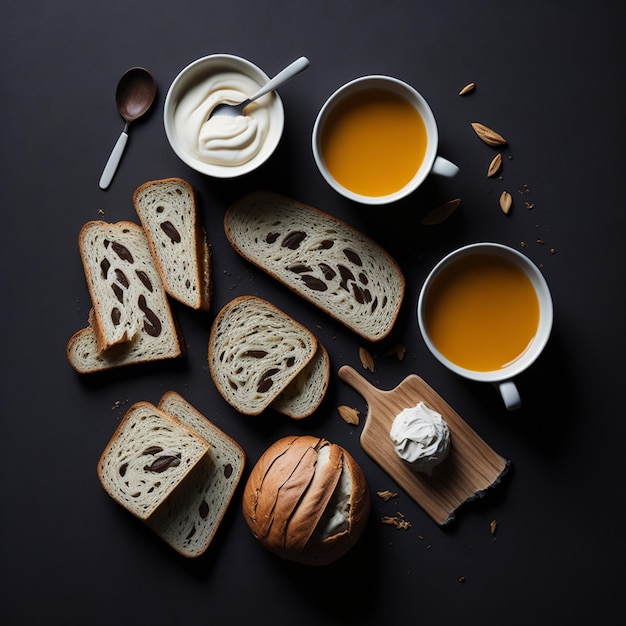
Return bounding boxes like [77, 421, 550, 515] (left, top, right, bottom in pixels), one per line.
[417, 243, 553, 410]
[312, 75, 459, 205]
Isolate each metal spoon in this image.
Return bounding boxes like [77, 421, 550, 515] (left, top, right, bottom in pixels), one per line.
[209, 56, 310, 119]
[99, 67, 157, 190]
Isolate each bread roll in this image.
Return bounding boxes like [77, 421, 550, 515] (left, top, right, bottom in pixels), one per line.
[242, 435, 370, 565]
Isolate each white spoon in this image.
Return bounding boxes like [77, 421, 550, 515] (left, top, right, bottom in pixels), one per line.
[209, 56, 310, 119]
[99, 67, 157, 190]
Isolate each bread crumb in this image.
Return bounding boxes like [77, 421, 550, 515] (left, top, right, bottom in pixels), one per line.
[376, 490, 398, 501]
[381, 512, 411, 530]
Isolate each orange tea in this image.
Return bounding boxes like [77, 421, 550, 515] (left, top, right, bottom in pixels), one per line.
[320, 88, 427, 197]
[423, 254, 540, 372]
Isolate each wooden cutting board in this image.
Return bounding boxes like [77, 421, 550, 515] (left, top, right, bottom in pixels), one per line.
[338, 365, 509, 526]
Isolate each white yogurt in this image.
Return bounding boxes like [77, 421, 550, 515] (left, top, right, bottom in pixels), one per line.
[172, 72, 271, 167]
[390, 402, 450, 475]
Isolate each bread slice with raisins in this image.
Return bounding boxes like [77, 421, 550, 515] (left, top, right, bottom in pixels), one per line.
[97, 401, 210, 521]
[271, 341, 330, 419]
[147, 391, 246, 557]
[224, 191, 405, 342]
[208, 296, 318, 415]
[66, 309, 184, 374]
[77, 220, 179, 352]
[133, 178, 211, 311]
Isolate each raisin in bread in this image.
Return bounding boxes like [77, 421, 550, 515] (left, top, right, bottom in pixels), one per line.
[146, 391, 245, 557]
[78, 220, 178, 352]
[133, 178, 211, 311]
[271, 342, 330, 419]
[97, 401, 210, 520]
[208, 296, 318, 415]
[224, 191, 405, 342]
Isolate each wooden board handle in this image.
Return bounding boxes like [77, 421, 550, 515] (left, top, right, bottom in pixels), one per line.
[338, 365, 378, 404]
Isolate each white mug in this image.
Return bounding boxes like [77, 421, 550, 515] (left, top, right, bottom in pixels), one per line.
[312, 75, 458, 205]
[417, 243, 553, 410]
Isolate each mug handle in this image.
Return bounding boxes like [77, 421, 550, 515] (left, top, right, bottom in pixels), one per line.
[496, 380, 522, 410]
[432, 156, 459, 178]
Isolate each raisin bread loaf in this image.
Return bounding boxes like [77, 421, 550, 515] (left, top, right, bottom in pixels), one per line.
[224, 191, 405, 342]
[78, 220, 178, 352]
[97, 401, 210, 520]
[133, 178, 211, 311]
[208, 296, 318, 415]
[146, 391, 245, 557]
[271, 342, 330, 419]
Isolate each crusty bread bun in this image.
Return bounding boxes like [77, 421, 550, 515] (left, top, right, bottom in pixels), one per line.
[242, 435, 370, 565]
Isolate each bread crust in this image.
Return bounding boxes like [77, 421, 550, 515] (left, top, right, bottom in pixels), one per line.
[242, 435, 370, 565]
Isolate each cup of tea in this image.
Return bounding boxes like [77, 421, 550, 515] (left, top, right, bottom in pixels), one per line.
[417, 243, 553, 410]
[312, 75, 459, 205]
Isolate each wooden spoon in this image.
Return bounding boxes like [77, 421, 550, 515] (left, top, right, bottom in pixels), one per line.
[99, 67, 157, 190]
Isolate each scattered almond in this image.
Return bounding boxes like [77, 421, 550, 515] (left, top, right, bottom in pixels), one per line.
[386, 343, 406, 360]
[338, 405, 360, 425]
[471, 122, 507, 146]
[376, 490, 398, 501]
[490, 519, 498, 535]
[421, 198, 461, 225]
[459, 82, 475, 95]
[500, 191, 512, 214]
[487, 153, 502, 177]
[359, 346, 375, 372]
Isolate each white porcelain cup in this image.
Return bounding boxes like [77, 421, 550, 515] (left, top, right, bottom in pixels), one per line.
[417, 243, 553, 410]
[312, 75, 459, 205]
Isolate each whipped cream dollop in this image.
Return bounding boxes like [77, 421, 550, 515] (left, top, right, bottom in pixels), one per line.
[389, 402, 451, 475]
[173, 72, 270, 167]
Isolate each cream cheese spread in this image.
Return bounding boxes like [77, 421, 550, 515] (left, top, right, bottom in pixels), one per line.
[173, 72, 271, 166]
[389, 402, 450, 475]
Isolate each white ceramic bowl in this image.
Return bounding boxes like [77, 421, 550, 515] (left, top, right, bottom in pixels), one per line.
[163, 54, 285, 178]
[312, 75, 457, 205]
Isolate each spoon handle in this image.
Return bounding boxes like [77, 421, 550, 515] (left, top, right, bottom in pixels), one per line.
[247, 56, 310, 104]
[99, 130, 129, 190]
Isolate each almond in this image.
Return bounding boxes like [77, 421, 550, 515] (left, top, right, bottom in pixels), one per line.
[487, 153, 502, 177]
[421, 198, 461, 225]
[359, 346, 375, 372]
[500, 191, 512, 214]
[459, 82, 475, 95]
[338, 405, 360, 425]
[471, 122, 507, 146]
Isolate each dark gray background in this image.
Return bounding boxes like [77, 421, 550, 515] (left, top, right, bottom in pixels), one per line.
[2, 1, 624, 624]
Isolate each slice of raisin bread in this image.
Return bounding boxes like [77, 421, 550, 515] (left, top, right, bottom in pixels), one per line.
[66, 308, 184, 374]
[97, 401, 210, 520]
[146, 391, 245, 557]
[133, 178, 211, 311]
[271, 342, 330, 419]
[78, 220, 178, 352]
[224, 191, 406, 342]
[208, 295, 318, 415]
